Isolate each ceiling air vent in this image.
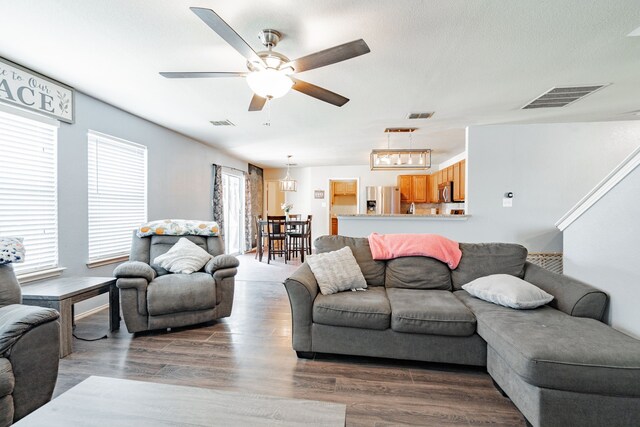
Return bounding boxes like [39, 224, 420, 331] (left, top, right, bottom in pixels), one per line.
[407, 112, 434, 119]
[210, 120, 235, 126]
[522, 85, 608, 109]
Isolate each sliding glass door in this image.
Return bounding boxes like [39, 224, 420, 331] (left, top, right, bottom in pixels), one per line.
[222, 170, 245, 255]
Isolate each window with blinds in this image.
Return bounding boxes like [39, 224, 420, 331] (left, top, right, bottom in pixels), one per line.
[0, 109, 58, 275]
[88, 131, 147, 262]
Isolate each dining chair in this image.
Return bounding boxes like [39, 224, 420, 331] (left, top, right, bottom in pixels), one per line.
[267, 216, 288, 264]
[305, 215, 313, 255]
[254, 215, 269, 261]
[286, 219, 308, 262]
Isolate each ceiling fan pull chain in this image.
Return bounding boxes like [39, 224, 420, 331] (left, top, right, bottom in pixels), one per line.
[263, 97, 272, 126]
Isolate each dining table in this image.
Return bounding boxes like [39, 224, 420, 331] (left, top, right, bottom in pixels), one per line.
[257, 218, 310, 263]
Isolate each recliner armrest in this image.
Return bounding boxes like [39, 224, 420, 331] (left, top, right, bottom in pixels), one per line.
[0, 304, 59, 356]
[205, 254, 239, 274]
[212, 267, 238, 280]
[116, 278, 149, 292]
[114, 261, 156, 282]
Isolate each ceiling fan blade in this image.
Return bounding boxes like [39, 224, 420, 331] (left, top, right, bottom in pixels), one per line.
[285, 39, 370, 73]
[160, 72, 247, 78]
[190, 7, 264, 66]
[291, 78, 349, 107]
[248, 94, 267, 111]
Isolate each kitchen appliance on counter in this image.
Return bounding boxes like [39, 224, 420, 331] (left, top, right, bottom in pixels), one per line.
[366, 186, 401, 214]
[438, 181, 454, 203]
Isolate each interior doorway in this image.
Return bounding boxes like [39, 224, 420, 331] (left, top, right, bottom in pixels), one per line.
[265, 180, 285, 217]
[328, 178, 359, 235]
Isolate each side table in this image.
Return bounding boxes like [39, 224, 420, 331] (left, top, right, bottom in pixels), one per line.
[21, 276, 120, 358]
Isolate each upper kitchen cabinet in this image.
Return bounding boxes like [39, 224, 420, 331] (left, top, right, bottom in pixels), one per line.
[333, 180, 357, 196]
[398, 175, 412, 201]
[412, 175, 429, 203]
[398, 175, 430, 203]
[453, 159, 466, 201]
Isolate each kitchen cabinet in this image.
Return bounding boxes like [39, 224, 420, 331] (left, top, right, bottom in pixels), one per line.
[430, 159, 466, 202]
[398, 175, 412, 202]
[431, 173, 440, 202]
[397, 175, 430, 203]
[459, 159, 466, 201]
[333, 181, 356, 196]
[446, 165, 454, 182]
[331, 217, 338, 235]
[451, 160, 466, 202]
[412, 175, 429, 203]
[453, 162, 461, 201]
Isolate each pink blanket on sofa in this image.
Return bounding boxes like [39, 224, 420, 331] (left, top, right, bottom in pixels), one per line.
[367, 233, 462, 269]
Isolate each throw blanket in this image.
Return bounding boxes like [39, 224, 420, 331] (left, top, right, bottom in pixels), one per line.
[0, 237, 25, 264]
[137, 219, 220, 238]
[368, 233, 462, 269]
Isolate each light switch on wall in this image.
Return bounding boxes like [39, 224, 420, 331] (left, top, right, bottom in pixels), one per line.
[321, 202, 326, 207]
[503, 198, 513, 207]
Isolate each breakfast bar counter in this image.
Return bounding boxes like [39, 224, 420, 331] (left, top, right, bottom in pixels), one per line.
[337, 214, 470, 238]
[339, 214, 469, 220]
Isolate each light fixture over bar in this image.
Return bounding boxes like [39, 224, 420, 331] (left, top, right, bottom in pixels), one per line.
[370, 127, 431, 170]
[370, 149, 432, 170]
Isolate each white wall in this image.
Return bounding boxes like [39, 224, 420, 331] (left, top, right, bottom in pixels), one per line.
[56, 92, 246, 314]
[563, 163, 640, 339]
[341, 121, 640, 252]
[264, 165, 404, 240]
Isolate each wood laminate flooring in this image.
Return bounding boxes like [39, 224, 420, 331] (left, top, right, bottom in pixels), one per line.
[56, 254, 526, 426]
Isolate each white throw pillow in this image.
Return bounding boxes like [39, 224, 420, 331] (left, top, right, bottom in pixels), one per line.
[307, 246, 367, 295]
[153, 238, 212, 274]
[462, 274, 554, 309]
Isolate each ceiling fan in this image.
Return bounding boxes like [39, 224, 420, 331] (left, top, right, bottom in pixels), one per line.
[160, 7, 370, 111]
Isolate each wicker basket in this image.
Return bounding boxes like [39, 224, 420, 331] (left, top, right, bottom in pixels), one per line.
[527, 252, 563, 274]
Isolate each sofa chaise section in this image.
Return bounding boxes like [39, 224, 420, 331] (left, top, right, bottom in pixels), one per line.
[456, 263, 640, 427]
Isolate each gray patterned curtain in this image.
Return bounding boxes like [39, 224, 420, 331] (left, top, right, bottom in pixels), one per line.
[212, 164, 224, 243]
[244, 171, 252, 252]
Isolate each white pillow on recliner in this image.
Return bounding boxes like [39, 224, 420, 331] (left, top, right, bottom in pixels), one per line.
[153, 238, 212, 274]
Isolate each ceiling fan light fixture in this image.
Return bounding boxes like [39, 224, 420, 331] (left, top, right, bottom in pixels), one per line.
[246, 69, 293, 99]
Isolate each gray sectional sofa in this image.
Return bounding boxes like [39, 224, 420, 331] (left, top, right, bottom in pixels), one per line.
[283, 235, 640, 427]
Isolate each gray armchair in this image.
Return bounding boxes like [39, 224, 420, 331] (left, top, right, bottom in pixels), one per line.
[0, 264, 60, 426]
[114, 232, 239, 333]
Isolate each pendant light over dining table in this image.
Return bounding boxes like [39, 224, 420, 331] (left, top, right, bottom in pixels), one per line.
[280, 155, 297, 192]
[370, 128, 432, 170]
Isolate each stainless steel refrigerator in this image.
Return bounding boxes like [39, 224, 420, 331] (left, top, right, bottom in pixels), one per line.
[365, 186, 401, 214]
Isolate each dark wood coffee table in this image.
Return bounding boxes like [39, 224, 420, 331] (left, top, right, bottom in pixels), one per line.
[21, 277, 119, 357]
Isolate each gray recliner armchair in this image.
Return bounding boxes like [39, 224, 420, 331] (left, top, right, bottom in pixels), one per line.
[114, 232, 239, 333]
[0, 264, 60, 426]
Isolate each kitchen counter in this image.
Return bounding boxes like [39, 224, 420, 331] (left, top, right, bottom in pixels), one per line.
[336, 213, 470, 238]
[338, 214, 469, 220]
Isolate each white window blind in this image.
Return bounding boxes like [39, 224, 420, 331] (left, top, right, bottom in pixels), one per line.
[88, 131, 147, 262]
[0, 109, 58, 275]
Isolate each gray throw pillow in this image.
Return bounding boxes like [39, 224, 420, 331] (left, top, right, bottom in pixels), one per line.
[307, 246, 367, 295]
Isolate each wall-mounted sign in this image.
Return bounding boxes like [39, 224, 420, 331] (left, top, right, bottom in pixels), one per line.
[0, 57, 74, 123]
[314, 190, 325, 199]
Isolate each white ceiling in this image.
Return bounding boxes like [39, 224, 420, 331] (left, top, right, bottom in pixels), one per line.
[1, 1, 640, 167]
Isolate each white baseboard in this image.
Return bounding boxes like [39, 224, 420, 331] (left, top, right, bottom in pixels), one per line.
[75, 303, 109, 321]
